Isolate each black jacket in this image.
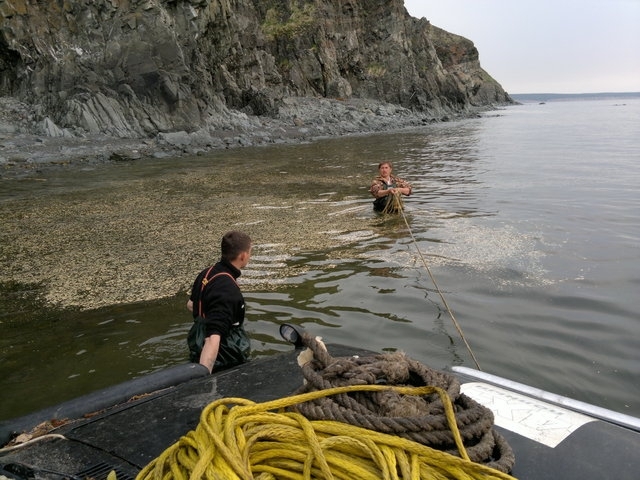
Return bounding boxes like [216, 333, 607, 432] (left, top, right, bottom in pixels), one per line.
[189, 259, 245, 338]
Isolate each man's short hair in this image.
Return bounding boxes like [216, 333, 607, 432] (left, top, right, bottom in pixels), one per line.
[221, 231, 252, 262]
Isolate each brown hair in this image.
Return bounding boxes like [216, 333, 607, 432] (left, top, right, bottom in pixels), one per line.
[378, 161, 392, 169]
[221, 231, 252, 262]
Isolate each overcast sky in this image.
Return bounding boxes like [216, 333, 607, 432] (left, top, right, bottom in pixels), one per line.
[403, 0, 640, 94]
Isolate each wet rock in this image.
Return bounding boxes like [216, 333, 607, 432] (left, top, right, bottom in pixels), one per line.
[110, 150, 143, 162]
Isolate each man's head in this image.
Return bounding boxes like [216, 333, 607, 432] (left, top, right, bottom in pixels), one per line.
[378, 162, 393, 176]
[221, 231, 252, 268]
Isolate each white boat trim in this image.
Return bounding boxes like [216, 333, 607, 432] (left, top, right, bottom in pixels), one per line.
[453, 366, 640, 432]
[460, 381, 594, 447]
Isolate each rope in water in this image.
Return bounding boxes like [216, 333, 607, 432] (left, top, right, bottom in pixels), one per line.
[136, 383, 516, 480]
[383, 191, 482, 370]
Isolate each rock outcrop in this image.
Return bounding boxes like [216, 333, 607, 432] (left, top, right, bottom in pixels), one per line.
[0, 0, 512, 140]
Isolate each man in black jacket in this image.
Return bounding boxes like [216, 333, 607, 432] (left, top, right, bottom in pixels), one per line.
[187, 231, 252, 373]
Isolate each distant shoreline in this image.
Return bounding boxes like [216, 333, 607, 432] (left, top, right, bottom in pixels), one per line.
[510, 91, 640, 103]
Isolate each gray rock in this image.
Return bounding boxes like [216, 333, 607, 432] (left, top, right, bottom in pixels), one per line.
[158, 131, 192, 147]
[110, 150, 143, 162]
[41, 117, 73, 138]
[0, 122, 17, 134]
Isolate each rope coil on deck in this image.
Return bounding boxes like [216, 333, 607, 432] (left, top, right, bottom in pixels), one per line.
[290, 334, 515, 474]
[137, 385, 515, 480]
[136, 337, 516, 479]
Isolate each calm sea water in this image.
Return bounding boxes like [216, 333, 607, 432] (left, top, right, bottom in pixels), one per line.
[2, 94, 639, 421]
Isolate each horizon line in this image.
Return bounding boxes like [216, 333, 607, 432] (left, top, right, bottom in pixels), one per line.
[509, 91, 640, 96]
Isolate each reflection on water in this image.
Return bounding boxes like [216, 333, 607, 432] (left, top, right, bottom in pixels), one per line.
[2, 101, 640, 420]
[0, 294, 189, 418]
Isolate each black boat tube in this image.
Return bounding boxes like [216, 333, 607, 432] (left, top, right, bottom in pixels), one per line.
[0, 362, 209, 446]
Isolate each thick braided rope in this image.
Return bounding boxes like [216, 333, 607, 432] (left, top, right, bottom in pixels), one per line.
[291, 335, 515, 473]
[136, 384, 516, 480]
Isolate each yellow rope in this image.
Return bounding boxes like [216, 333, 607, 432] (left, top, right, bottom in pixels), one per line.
[136, 385, 516, 480]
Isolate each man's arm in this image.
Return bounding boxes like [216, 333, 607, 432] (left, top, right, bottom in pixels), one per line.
[370, 180, 383, 197]
[396, 178, 412, 196]
[200, 334, 221, 373]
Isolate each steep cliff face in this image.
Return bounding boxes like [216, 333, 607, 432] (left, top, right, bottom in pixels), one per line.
[0, 0, 511, 138]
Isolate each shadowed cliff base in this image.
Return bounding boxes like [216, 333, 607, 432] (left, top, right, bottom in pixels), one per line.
[0, 95, 498, 176]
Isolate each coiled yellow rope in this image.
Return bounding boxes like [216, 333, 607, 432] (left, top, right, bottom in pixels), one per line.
[137, 384, 516, 480]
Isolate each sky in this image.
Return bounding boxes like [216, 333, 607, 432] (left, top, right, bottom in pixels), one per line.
[403, 0, 640, 94]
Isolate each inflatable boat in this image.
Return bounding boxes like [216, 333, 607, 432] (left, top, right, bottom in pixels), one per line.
[1, 325, 639, 479]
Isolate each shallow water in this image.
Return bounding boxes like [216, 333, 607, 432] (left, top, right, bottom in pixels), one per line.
[1, 95, 639, 421]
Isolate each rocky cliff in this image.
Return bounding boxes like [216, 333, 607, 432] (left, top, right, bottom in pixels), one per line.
[0, 0, 511, 141]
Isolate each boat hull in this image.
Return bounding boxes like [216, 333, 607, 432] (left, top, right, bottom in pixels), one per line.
[1, 346, 639, 479]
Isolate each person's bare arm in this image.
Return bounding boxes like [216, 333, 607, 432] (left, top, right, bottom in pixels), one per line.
[199, 334, 221, 373]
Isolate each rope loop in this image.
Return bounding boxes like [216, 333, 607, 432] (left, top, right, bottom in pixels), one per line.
[381, 190, 405, 214]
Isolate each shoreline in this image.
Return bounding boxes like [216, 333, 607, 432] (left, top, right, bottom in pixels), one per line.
[1, 96, 488, 179]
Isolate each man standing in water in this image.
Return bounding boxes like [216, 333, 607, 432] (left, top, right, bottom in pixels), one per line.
[187, 231, 252, 373]
[369, 161, 412, 212]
